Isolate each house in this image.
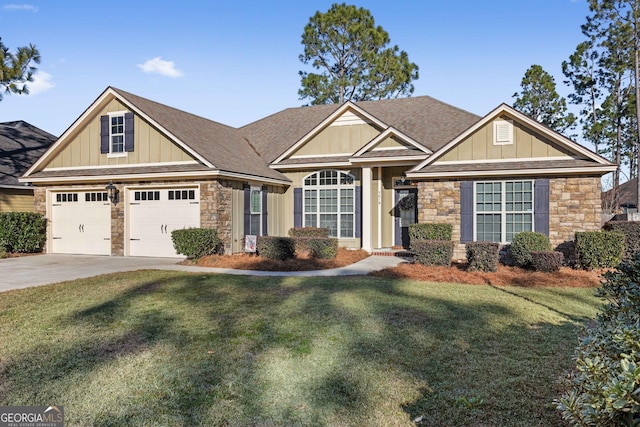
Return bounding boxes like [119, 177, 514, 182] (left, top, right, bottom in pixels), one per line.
[0, 121, 56, 212]
[602, 178, 638, 214]
[21, 87, 616, 258]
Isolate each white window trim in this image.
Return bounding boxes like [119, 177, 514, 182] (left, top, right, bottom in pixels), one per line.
[473, 180, 534, 244]
[493, 119, 513, 145]
[302, 170, 355, 239]
[107, 111, 128, 158]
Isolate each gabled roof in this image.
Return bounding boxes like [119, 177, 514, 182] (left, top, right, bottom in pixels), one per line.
[240, 95, 480, 164]
[408, 103, 617, 178]
[24, 87, 289, 184]
[0, 121, 56, 188]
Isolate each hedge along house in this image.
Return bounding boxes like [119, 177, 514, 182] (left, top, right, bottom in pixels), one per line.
[21, 86, 616, 259]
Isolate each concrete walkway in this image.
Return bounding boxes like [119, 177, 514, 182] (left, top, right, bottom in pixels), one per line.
[0, 253, 408, 293]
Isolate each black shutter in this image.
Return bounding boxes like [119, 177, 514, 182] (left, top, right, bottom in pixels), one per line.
[261, 185, 268, 236]
[534, 179, 550, 236]
[355, 186, 362, 238]
[243, 185, 250, 235]
[294, 188, 302, 228]
[460, 181, 474, 243]
[124, 112, 134, 152]
[100, 115, 109, 154]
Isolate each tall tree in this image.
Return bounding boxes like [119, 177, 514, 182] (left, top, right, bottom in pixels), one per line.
[512, 64, 576, 134]
[298, 3, 419, 105]
[0, 37, 40, 101]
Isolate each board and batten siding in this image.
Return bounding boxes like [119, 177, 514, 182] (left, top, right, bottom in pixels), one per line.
[438, 115, 573, 162]
[290, 122, 380, 158]
[44, 98, 194, 169]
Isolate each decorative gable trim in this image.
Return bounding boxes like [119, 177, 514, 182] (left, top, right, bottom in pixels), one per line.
[23, 87, 214, 178]
[271, 102, 388, 165]
[351, 126, 432, 158]
[407, 103, 616, 177]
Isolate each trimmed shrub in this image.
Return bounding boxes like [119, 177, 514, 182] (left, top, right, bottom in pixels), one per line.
[0, 212, 46, 253]
[411, 240, 454, 266]
[171, 228, 221, 260]
[509, 232, 552, 268]
[408, 223, 453, 242]
[575, 231, 624, 270]
[530, 251, 564, 273]
[466, 242, 500, 272]
[294, 237, 338, 259]
[555, 253, 640, 426]
[288, 227, 330, 238]
[257, 236, 295, 260]
[603, 221, 640, 259]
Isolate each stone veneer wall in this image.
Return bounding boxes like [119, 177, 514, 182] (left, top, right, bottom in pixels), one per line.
[417, 176, 603, 261]
[200, 179, 234, 254]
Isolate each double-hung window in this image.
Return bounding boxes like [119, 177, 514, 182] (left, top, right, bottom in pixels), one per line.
[249, 187, 262, 235]
[303, 170, 355, 238]
[110, 114, 125, 154]
[475, 180, 533, 243]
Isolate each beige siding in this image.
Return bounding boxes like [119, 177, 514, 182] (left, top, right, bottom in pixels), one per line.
[291, 123, 380, 157]
[44, 99, 195, 169]
[376, 135, 411, 149]
[438, 116, 573, 162]
[0, 189, 35, 212]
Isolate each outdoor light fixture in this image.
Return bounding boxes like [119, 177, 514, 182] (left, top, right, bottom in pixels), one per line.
[106, 180, 119, 204]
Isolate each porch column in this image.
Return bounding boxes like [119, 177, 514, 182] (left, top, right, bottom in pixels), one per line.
[361, 167, 372, 252]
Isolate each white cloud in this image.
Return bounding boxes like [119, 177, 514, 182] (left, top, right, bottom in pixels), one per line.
[3, 4, 38, 12]
[27, 71, 54, 95]
[137, 57, 183, 78]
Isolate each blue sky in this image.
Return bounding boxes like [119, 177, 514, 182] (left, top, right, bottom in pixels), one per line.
[1, 0, 590, 138]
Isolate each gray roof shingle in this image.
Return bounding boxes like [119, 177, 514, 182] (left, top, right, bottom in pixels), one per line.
[240, 96, 481, 163]
[0, 121, 56, 187]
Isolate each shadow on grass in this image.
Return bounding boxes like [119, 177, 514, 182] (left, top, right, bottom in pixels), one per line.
[0, 271, 601, 426]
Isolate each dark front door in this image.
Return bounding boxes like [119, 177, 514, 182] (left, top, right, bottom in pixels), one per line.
[394, 188, 417, 248]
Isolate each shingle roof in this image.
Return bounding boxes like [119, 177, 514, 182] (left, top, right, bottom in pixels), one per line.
[240, 96, 481, 163]
[0, 121, 56, 187]
[111, 88, 289, 182]
[416, 159, 606, 175]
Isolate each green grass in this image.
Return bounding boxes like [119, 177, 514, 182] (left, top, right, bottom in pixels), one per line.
[0, 271, 602, 426]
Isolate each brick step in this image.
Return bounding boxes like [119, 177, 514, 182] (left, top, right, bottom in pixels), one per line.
[371, 250, 413, 258]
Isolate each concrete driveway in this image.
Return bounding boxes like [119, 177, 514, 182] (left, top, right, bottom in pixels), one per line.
[0, 254, 182, 293]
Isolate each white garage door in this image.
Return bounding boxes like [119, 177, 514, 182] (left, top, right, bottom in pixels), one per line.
[128, 188, 200, 257]
[51, 191, 112, 255]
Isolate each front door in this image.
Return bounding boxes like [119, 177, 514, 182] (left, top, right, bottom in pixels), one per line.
[394, 188, 417, 248]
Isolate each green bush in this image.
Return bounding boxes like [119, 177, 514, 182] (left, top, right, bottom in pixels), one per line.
[603, 221, 640, 259]
[294, 237, 338, 259]
[257, 236, 295, 260]
[555, 253, 640, 426]
[288, 227, 330, 238]
[465, 242, 500, 272]
[171, 228, 221, 260]
[509, 232, 552, 268]
[411, 240, 454, 266]
[530, 251, 564, 273]
[408, 223, 453, 241]
[575, 231, 624, 270]
[0, 212, 46, 253]
[0, 246, 6, 259]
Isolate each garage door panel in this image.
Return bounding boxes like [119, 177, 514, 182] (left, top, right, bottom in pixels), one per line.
[128, 188, 200, 258]
[51, 192, 111, 255]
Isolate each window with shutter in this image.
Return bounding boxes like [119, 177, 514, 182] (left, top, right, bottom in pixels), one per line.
[100, 111, 133, 157]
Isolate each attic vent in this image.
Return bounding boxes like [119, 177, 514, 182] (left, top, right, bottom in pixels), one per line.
[493, 120, 513, 145]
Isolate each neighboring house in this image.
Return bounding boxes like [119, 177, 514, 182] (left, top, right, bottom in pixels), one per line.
[602, 178, 638, 214]
[21, 87, 616, 258]
[0, 121, 56, 212]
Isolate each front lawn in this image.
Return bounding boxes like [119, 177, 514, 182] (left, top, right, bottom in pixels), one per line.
[0, 271, 601, 426]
